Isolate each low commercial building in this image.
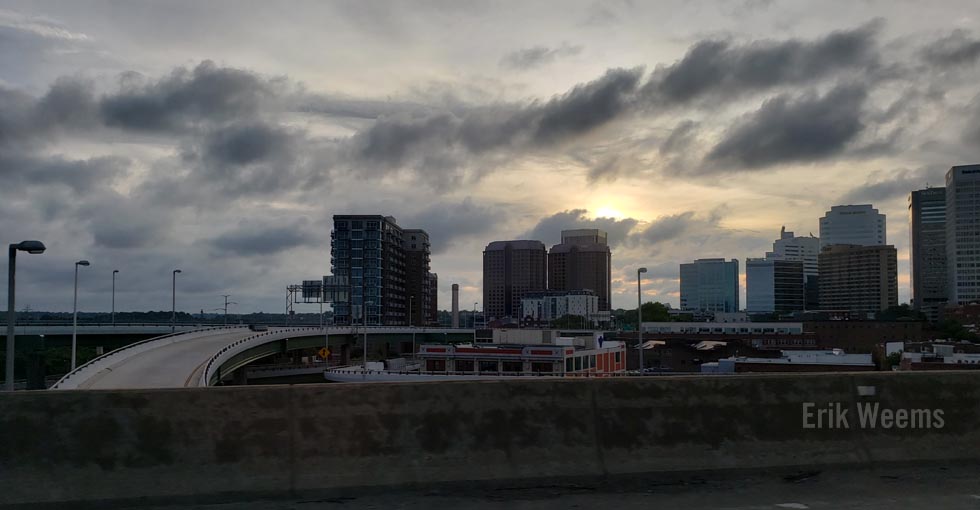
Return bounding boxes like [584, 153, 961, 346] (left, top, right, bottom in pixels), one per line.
[702, 349, 874, 373]
[898, 342, 980, 370]
[416, 340, 626, 376]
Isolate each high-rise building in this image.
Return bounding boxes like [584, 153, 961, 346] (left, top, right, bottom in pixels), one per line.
[818, 244, 898, 315]
[946, 165, 980, 306]
[427, 272, 438, 326]
[404, 229, 435, 326]
[819, 204, 886, 248]
[909, 187, 947, 321]
[483, 240, 547, 321]
[679, 258, 739, 313]
[548, 229, 612, 311]
[768, 227, 820, 309]
[330, 215, 434, 326]
[560, 229, 607, 245]
[745, 257, 805, 314]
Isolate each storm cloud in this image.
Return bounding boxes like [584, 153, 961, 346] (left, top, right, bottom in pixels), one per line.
[705, 84, 868, 169]
[643, 21, 881, 106]
[100, 61, 275, 132]
[921, 30, 980, 67]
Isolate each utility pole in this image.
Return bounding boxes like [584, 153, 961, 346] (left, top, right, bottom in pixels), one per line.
[220, 295, 236, 326]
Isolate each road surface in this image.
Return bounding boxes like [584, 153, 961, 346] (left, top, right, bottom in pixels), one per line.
[76, 328, 275, 389]
[128, 464, 980, 509]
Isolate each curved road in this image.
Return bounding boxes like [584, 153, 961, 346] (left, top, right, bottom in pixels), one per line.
[74, 328, 283, 389]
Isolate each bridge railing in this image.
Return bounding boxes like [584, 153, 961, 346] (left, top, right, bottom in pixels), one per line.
[199, 327, 342, 386]
[196, 326, 478, 387]
[49, 325, 248, 390]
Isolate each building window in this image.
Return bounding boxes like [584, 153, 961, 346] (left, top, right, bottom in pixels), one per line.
[479, 360, 498, 373]
[425, 359, 446, 372]
[455, 359, 474, 372]
[502, 361, 522, 373]
[615, 352, 621, 364]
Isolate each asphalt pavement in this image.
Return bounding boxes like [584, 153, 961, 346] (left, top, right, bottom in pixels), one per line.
[130, 464, 980, 510]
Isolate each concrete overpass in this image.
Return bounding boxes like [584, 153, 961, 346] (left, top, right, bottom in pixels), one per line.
[50, 325, 476, 389]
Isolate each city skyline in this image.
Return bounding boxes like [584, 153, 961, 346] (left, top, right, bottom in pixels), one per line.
[2, 1, 980, 313]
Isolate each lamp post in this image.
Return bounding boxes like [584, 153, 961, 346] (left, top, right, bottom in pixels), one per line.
[5, 241, 45, 391]
[472, 301, 478, 344]
[111, 270, 119, 326]
[171, 269, 181, 333]
[409, 295, 415, 357]
[637, 267, 647, 375]
[72, 260, 91, 371]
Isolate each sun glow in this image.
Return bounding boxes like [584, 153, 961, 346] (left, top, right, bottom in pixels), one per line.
[594, 206, 625, 219]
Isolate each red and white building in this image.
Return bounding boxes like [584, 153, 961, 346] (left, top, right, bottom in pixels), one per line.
[417, 341, 626, 376]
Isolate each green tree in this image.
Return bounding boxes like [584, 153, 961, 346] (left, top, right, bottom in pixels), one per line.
[885, 351, 903, 370]
[936, 319, 980, 341]
[622, 301, 672, 326]
[550, 314, 590, 329]
[875, 304, 927, 321]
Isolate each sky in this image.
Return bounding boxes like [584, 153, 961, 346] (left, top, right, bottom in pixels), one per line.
[2, 0, 980, 315]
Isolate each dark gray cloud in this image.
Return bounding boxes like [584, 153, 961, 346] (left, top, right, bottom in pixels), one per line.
[0, 77, 97, 148]
[660, 120, 699, 155]
[79, 194, 173, 249]
[401, 198, 507, 253]
[532, 67, 642, 144]
[347, 67, 643, 180]
[966, 94, 980, 146]
[838, 167, 942, 204]
[523, 209, 639, 247]
[210, 219, 318, 257]
[100, 61, 274, 132]
[643, 21, 881, 106]
[921, 30, 980, 67]
[500, 44, 583, 70]
[705, 84, 868, 169]
[204, 122, 296, 166]
[0, 153, 127, 193]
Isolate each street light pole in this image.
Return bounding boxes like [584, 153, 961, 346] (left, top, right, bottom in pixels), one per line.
[637, 267, 647, 375]
[473, 301, 478, 344]
[71, 260, 90, 371]
[172, 269, 181, 333]
[111, 270, 119, 326]
[5, 241, 46, 391]
[409, 295, 415, 357]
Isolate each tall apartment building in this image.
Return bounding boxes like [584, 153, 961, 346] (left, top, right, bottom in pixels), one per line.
[404, 229, 437, 326]
[330, 215, 434, 326]
[768, 227, 820, 309]
[818, 244, 898, 316]
[548, 229, 612, 311]
[745, 258, 805, 314]
[946, 165, 980, 306]
[909, 187, 947, 321]
[819, 204, 886, 248]
[483, 240, 547, 321]
[679, 258, 740, 313]
[427, 272, 439, 326]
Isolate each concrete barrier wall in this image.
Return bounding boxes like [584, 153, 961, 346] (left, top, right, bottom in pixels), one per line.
[2, 372, 980, 507]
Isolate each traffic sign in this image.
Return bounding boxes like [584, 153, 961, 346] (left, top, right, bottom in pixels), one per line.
[318, 347, 331, 359]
